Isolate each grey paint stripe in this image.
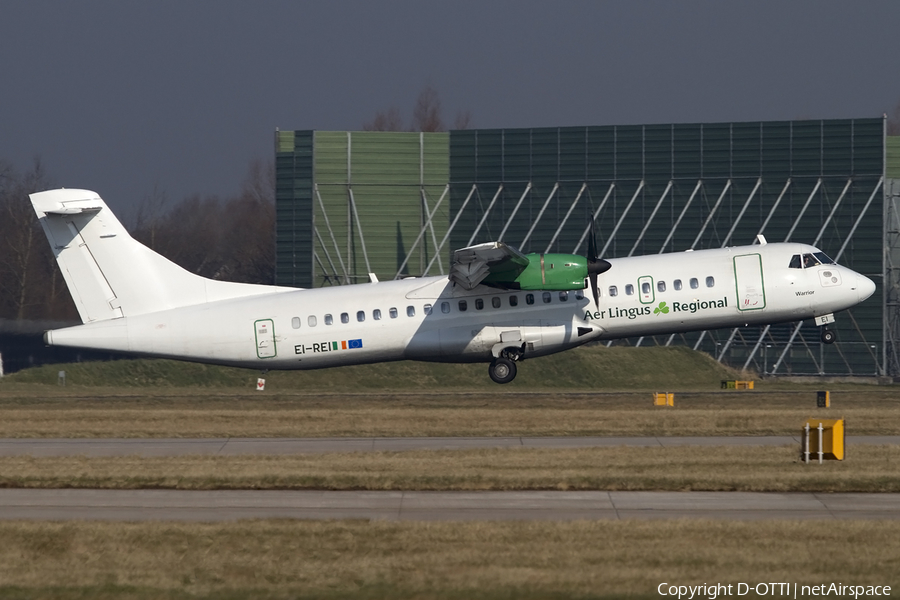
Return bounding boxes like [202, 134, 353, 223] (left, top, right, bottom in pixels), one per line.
[0, 490, 897, 522]
[0, 436, 897, 457]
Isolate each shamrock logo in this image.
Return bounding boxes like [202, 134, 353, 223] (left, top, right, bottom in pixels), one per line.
[653, 301, 669, 315]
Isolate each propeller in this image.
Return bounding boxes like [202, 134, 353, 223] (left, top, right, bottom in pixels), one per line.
[586, 219, 611, 306]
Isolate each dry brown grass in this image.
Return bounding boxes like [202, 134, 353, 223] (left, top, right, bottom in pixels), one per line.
[0, 387, 899, 438]
[1, 444, 898, 492]
[0, 519, 897, 599]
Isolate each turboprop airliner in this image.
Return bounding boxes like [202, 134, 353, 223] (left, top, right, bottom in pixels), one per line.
[31, 188, 876, 384]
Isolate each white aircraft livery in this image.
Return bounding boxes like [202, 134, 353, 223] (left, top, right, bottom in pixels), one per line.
[31, 188, 876, 383]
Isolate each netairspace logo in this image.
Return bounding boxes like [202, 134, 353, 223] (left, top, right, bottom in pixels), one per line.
[657, 582, 891, 599]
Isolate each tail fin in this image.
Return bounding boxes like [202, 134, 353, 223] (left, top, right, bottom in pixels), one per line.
[31, 189, 287, 323]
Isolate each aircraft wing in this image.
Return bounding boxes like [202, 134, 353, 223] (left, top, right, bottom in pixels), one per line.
[449, 242, 530, 290]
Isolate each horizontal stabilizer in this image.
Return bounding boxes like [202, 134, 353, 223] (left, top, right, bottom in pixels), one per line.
[32, 191, 104, 215]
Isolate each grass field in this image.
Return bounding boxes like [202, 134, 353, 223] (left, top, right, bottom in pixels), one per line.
[2, 345, 745, 390]
[2, 346, 897, 439]
[2, 348, 899, 599]
[0, 388, 896, 438]
[1, 444, 899, 492]
[0, 520, 898, 600]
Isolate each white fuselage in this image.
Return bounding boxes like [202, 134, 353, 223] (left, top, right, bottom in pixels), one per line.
[45, 242, 875, 369]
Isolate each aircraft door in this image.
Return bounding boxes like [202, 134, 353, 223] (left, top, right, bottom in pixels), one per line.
[734, 254, 766, 311]
[254, 319, 277, 358]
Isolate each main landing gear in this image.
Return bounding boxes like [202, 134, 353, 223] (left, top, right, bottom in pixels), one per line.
[489, 357, 517, 384]
[488, 346, 524, 384]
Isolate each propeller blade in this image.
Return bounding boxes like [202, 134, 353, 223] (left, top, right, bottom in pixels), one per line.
[587, 218, 598, 261]
[584, 218, 610, 306]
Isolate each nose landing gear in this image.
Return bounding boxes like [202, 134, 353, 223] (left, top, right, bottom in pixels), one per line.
[815, 313, 837, 345]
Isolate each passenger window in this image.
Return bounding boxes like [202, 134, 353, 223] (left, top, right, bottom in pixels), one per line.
[341, 312, 349, 324]
[441, 302, 450, 314]
[657, 281, 666, 293]
[291, 317, 301, 329]
[526, 293, 535, 305]
[325, 314, 333, 325]
[641, 282, 651, 295]
[674, 279, 682, 291]
[690, 278, 699, 289]
[625, 284, 634, 296]
[407, 306, 415, 317]
[609, 285, 618, 297]
[458, 300, 467, 311]
[307, 315, 317, 327]
[492, 297, 501, 308]
[475, 298, 484, 310]
[373, 309, 381, 320]
[789, 255, 802, 269]
[543, 292, 552, 303]
[390, 307, 398, 319]
[357, 310, 365, 322]
[706, 276, 715, 288]
[559, 291, 568, 302]
[424, 304, 433, 315]
[510, 295, 518, 307]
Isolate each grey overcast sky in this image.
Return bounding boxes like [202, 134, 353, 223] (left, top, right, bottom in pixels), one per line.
[2, 1, 899, 215]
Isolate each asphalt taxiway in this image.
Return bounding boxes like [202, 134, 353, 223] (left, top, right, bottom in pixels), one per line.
[3, 436, 897, 522]
[2, 435, 899, 457]
[0, 489, 897, 521]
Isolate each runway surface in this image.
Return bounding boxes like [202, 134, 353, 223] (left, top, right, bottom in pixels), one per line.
[2, 435, 899, 457]
[0, 489, 897, 521]
[3, 437, 897, 522]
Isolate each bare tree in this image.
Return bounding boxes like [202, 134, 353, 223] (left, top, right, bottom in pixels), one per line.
[132, 184, 170, 251]
[128, 159, 277, 286]
[411, 84, 444, 132]
[363, 107, 404, 131]
[363, 85, 472, 132]
[230, 158, 276, 283]
[888, 100, 900, 135]
[0, 157, 74, 320]
[241, 158, 275, 205]
[454, 110, 473, 130]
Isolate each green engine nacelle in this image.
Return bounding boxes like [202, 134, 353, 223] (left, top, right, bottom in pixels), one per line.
[483, 253, 588, 291]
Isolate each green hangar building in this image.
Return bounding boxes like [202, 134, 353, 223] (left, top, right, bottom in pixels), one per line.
[275, 117, 900, 378]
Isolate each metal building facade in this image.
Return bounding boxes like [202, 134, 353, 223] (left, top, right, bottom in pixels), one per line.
[275, 130, 448, 288]
[276, 119, 897, 377]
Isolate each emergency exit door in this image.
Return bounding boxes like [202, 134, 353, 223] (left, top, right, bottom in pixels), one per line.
[734, 254, 766, 311]
[254, 319, 277, 358]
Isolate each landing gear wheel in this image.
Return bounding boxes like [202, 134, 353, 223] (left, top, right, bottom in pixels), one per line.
[821, 329, 836, 344]
[489, 357, 517, 384]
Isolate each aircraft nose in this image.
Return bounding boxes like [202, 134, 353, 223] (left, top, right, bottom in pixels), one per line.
[857, 273, 876, 302]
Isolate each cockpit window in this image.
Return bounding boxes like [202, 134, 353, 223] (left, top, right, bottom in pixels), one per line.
[802, 254, 821, 268]
[790, 253, 835, 269]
